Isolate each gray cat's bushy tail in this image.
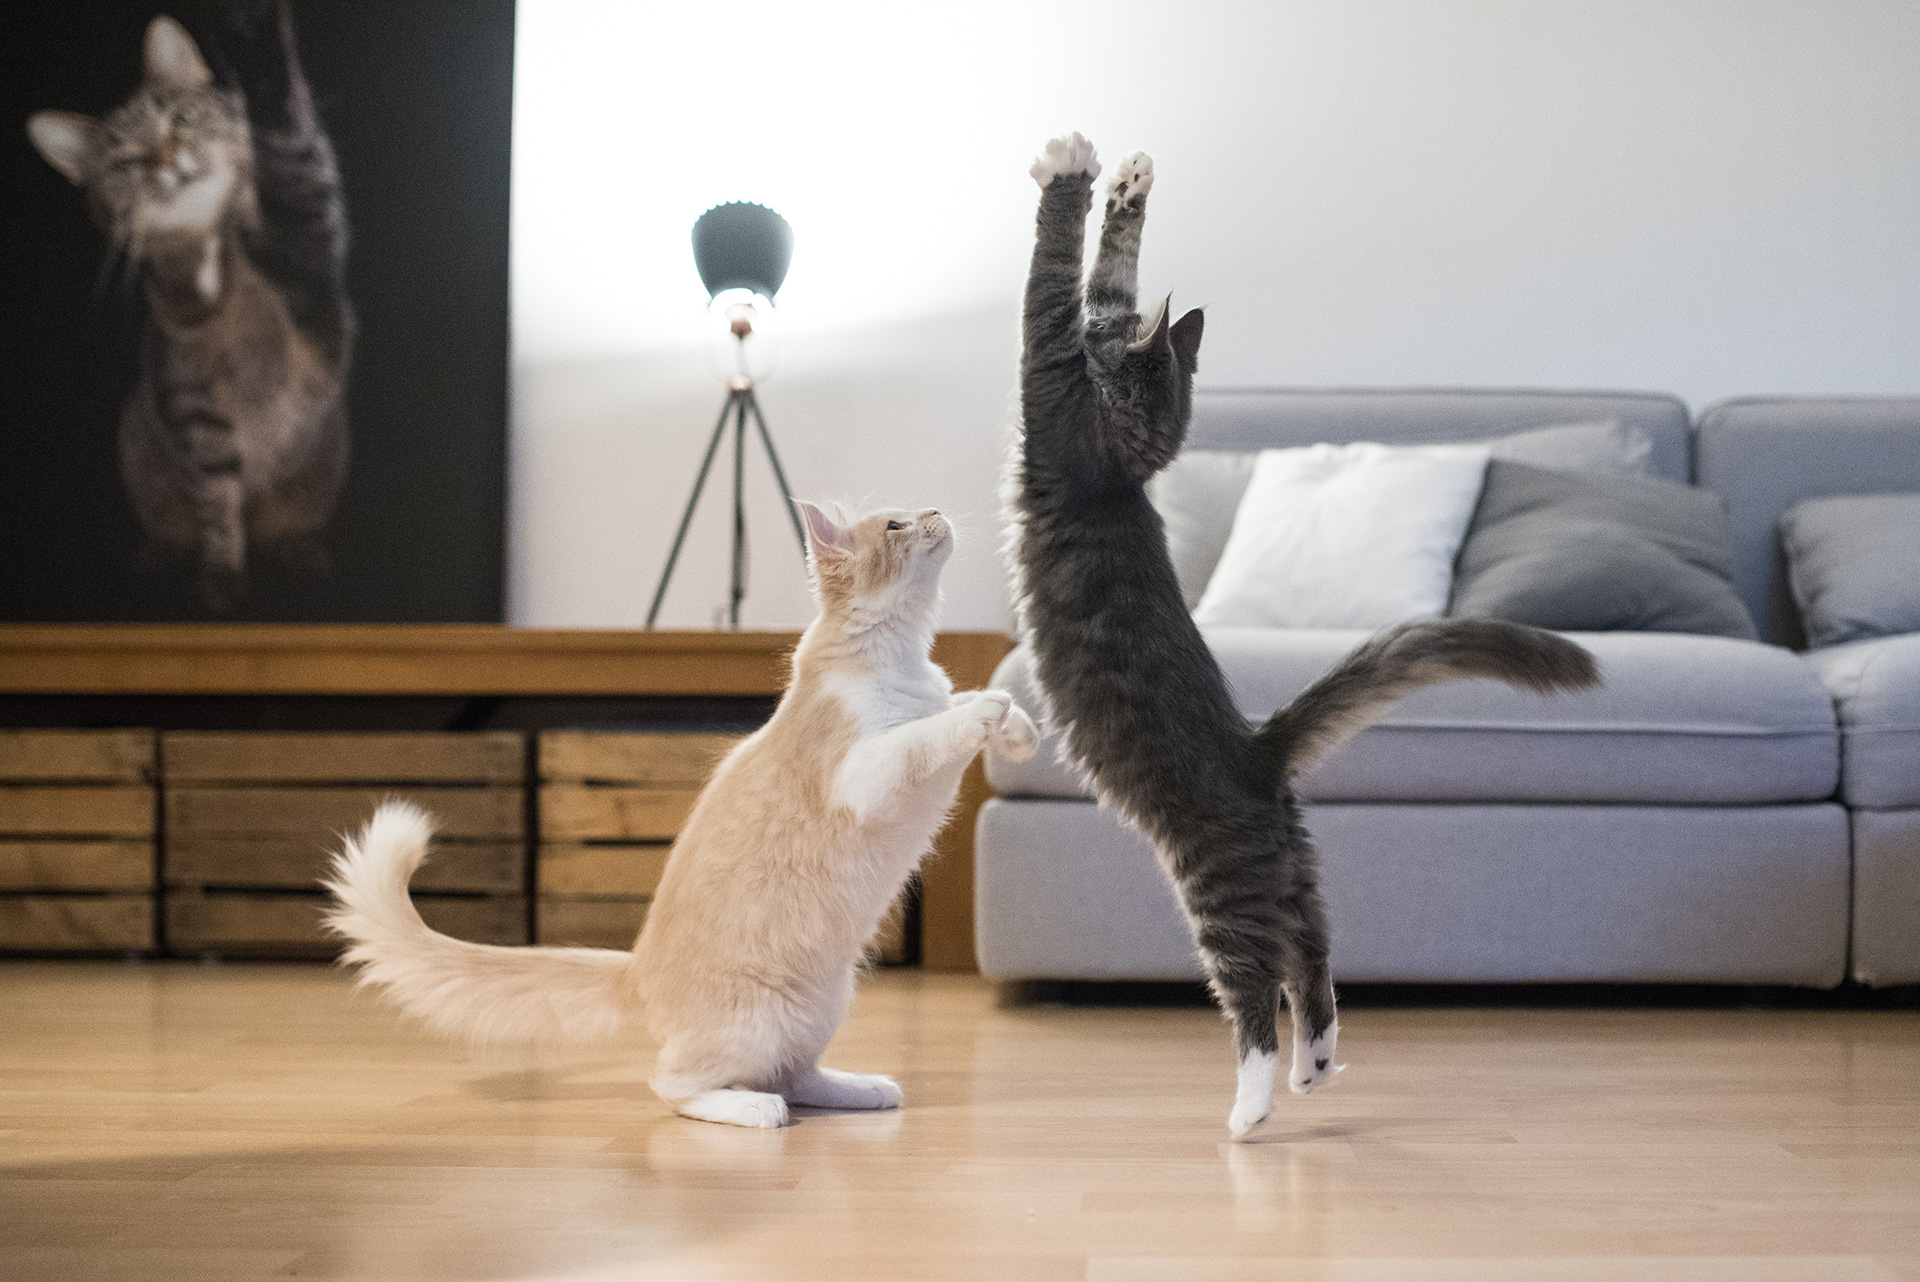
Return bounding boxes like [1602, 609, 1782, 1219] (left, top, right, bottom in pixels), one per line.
[322, 801, 637, 1045]
[1253, 618, 1600, 776]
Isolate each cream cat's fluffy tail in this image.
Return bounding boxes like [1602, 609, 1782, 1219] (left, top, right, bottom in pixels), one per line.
[323, 801, 636, 1045]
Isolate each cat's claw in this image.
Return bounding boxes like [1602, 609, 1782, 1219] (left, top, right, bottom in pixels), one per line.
[1107, 152, 1153, 211]
[991, 705, 1040, 763]
[1031, 133, 1100, 188]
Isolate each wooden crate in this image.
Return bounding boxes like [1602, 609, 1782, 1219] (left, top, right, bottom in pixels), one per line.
[534, 730, 911, 962]
[534, 732, 735, 949]
[0, 730, 157, 953]
[161, 731, 528, 957]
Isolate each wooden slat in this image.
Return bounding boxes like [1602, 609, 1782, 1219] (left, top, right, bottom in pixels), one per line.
[0, 840, 153, 892]
[0, 625, 805, 696]
[535, 896, 647, 949]
[165, 891, 526, 955]
[0, 786, 155, 838]
[920, 629, 1015, 972]
[163, 732, 524, 785]
[0, 894, 153, 951]
[166, 837, 523, 894]
[539, 786, 697, 842]
[537, 844, 671, 897]
[165, 786, 523, 841]
[0, 730, 154, 783]
[538, 732, 743, 786]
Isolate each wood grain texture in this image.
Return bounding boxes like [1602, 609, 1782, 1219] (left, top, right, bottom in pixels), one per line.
[0, 730, 154, 783]
[0, 966, 1915, 1281]
[0, 841, 153, 892]
[165, 837, 523, 894]
[0, 895, 152, 951]
[165, 786, 523, 841]
[534, 895, 649, 949]
[164, 891, 526, 956]
[538, 732, 744, 786]
[163, 732, 524, 785]
[920, 631, 1014, 972]
[537, 844, 671, 897]
[0, 786, 155, 838]
[0, 625, 813, 696]
[539, 786, 698, 843]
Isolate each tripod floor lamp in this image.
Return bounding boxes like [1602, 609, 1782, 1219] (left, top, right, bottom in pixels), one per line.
[646, 201, 809, 630]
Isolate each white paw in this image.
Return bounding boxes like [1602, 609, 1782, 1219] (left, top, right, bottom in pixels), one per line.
[990, 704, 1040, 763]
[1289, 1020, 1343, 1095]
[1107, 152, 1153, 210]
[1031, 132, 1100, 188]
[1227, 1049, 1276, 1139]
[822, 1068, 904, 1109]
[967, 689, 1013, 732]
[678, 1088, 791, 1129]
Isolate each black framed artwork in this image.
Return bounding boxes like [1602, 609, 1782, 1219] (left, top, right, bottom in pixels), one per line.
[0, 0, 513, 621]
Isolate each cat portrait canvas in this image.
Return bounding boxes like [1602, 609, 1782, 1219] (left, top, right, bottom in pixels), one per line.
[0, 0, 512, 621]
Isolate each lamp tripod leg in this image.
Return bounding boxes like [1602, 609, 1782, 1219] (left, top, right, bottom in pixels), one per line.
[646, 389, 738, 630]
[729, 391, 749, 630]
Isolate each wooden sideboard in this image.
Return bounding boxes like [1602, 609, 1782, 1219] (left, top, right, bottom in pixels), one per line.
[0, 625, 1011, 970]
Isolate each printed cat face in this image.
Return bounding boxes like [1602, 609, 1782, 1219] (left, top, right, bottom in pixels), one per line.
[27, 17, 252, 246]
[797, 501, 952, 625]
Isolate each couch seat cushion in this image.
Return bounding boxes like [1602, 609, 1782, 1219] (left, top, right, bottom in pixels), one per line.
[1807, 633, 1920, 808]
[987, 629, 1837, 805]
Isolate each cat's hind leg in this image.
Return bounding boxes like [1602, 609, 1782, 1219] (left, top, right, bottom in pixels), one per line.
[1285, 959, 1343, 1096]
[779, 1065, 903, 1111]
[651, 1036, 791, 1129]
[1192, 918, 1286, 1138]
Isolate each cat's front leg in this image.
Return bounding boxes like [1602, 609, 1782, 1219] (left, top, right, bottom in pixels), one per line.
[833, 696, 1011, 821]
[1088, 152, 1152, 318]
[958, 691, 1038, 763]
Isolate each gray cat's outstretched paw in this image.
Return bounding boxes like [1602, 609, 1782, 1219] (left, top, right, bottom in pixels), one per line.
[1107, 152, 1153, 211]
[1031, 133, 1100, 188]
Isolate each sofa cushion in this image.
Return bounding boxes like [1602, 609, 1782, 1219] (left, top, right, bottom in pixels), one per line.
[1155, 418, 1656, 610]
[1807, 634, 1920, 808]
[987, 629, 1838, 805]
[1448, 462, 1758, 640]
[1782, 494, 1920, 648]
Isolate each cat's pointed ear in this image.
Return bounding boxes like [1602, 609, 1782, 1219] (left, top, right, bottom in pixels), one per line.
[145, 16, 212, 89]
[26, 111, 101, 185]
[1170, 307, 1204, 374]
[795, 500, 851, 560]
[1127, 295, 1172, 355]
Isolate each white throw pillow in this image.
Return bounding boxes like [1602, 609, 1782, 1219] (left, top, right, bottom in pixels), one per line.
[1153, 419, 1649, 609]
[1191, 441, 1491, 628]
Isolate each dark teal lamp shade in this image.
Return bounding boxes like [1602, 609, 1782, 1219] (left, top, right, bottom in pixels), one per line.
[691, 202, 793, 302]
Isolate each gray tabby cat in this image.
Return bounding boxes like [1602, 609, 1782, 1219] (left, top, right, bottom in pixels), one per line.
[27, 2, 352, 612]
[1007, 134, 1601, 1136]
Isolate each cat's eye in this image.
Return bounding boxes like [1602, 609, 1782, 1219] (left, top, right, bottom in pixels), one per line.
[885, 520, 907, 531]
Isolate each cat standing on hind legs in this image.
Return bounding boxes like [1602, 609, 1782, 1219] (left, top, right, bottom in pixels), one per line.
[1007, 134, 1601, 1136]
[325, 501, 1040, 1128]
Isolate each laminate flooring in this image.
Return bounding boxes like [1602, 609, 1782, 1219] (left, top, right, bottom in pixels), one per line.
[1, 963, 1915, 1281]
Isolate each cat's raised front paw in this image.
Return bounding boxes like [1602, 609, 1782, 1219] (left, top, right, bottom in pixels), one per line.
[1107, 152, 1153, 212]
[991, 704, 1040, 763]
[1031, 133, 1100, 188]
[964, 689, 1013, 735]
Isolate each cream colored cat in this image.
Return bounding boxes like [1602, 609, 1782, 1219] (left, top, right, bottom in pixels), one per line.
[324, 502, 1037, 1127]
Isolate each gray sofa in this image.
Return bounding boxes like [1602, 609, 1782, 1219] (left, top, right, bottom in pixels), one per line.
[975, 391, 1920, 988]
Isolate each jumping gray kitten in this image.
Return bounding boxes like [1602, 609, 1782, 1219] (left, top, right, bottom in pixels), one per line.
[1006, 134, 1601, 1136]
[27, 2, 352, 613]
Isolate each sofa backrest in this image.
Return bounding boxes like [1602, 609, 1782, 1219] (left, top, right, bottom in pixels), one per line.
[1696, 397, 1920, 648]
[1187, 388, 1692, 482]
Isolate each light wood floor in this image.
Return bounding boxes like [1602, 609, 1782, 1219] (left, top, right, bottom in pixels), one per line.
[1, 964, 1916, 1282]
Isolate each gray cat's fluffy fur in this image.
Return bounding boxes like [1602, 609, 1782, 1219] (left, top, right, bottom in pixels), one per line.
[1005, 135, 1601, 1136]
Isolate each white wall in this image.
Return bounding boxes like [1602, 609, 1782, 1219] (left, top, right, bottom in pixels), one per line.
[510, 0, 1920, 630]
